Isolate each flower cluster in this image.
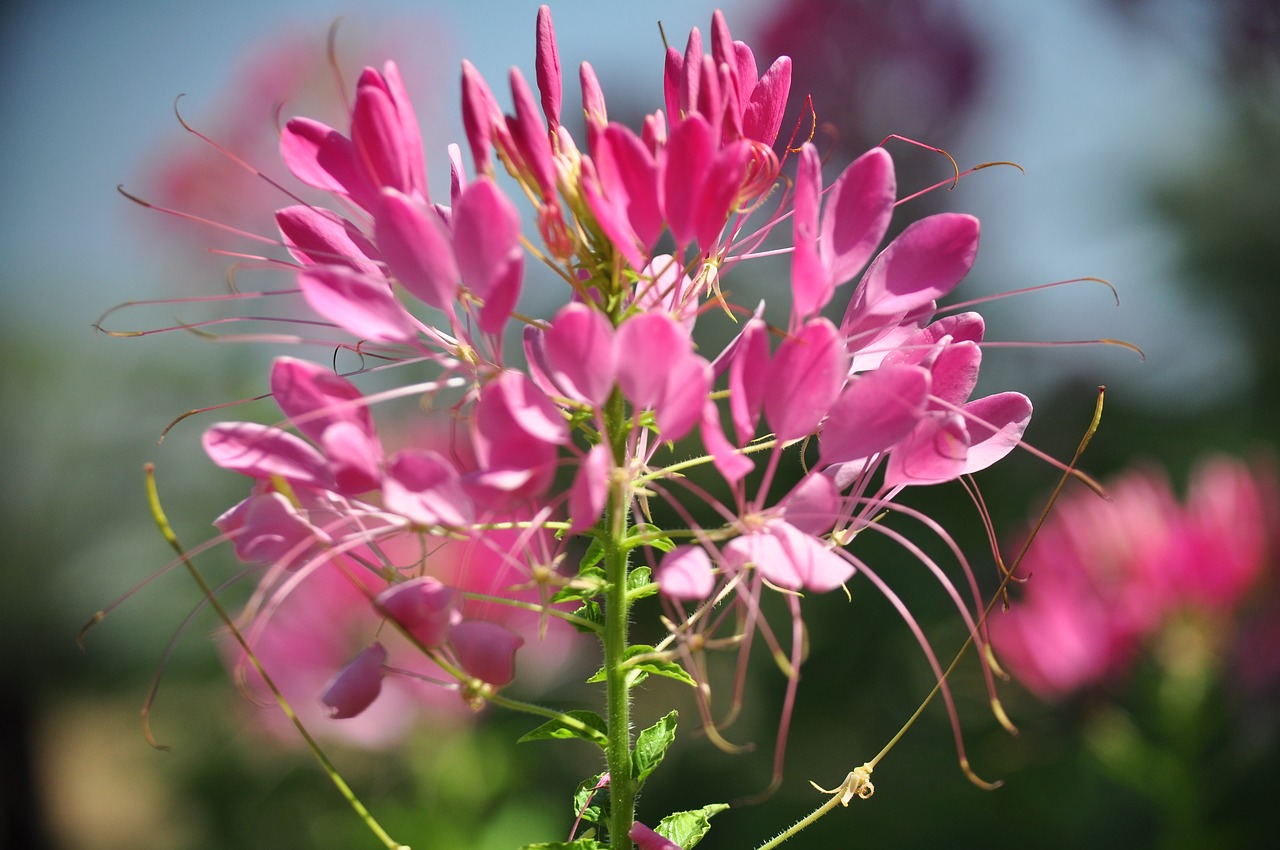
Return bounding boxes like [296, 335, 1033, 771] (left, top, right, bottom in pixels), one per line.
[990, 453, 1280, 699]
[124, 6, 1061, 848]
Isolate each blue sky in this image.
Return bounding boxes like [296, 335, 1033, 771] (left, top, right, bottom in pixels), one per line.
[0, 0, 1241, 407]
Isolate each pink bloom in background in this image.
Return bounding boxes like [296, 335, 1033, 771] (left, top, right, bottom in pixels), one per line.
[990, 453, 1280, 700]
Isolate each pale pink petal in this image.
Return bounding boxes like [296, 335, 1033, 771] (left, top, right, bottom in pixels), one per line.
[382, 449, 474, 527]
[820, 364, 930, 465]
[820, 147, 896, 285]
[215, 491, 331, 567]
[296, 266, 418, 344]
[724, 528, 799, 589]
[203, 421, 333, 489]
[773, 520, 854, 593]
[958, 392, 1033, 475]
[764, 318, 846, 441]
[655, 354, 712, 441]
[320, 642, 387, 719]
[657, 545, 716, 602]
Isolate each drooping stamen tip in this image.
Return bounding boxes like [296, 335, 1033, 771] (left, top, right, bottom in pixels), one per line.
[76, 611, 105, 650]
[959, 757, 1003, 791]
[991, 697, 1018, 736]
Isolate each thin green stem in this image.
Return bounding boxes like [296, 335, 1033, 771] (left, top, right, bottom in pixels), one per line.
[601, 386, 636, 850]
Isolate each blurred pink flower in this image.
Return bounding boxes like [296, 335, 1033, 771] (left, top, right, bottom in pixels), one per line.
[990, 454, 1279, 699]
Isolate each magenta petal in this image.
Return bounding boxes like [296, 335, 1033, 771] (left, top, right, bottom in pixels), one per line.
[791, 143, 831, 322]
[821, 147, 896, 285]
[320, 642, 386, 719]
[320, 421, 383, 495]
[297, 266, 418, 344]
[275, 206, 381, 278]
[568, 443, 611, 533]
[820, 364, 930, 465]
[660, 114, 714, 248]
[615, 313, 688, 409]
[376, 189, 458, 311]
[535, 5, 562, 128]
[728, 318, 769, 445]
[958, 392, 1032, 475]
[656, 353, 712, 441]
[280, 117, 373, 208]
[701, 400, 754, 486]
[580, 62, 607, 125]
[204, 422, 333, 489]
[580, 157, 646, 272]
[859, 213, 980, 318]
[629, 822, 683, 850]
[544, 303, 617, 405]
[376, 577, 460, 649]
[270, 356, 374, 444]
[509, 67, 557, 195]
[461, 60, 501, 174]
[451, 620, 524, 687]
[382, 449, 473, 527]
[884, 413, 969, 487]
[742, 55, 791, 145]
[692, 139, 750, 252]
[452, 180, 523, 333]
[929, 340, 982, 407]
[351, 75, 412, 195]
[764, 318, 847, 442]
[607, 124, 663, 251]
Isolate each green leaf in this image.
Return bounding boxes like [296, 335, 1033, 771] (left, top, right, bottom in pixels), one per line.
[569, 600, 603, 634]
[517, 711, 608, 748]
[572, 772, 609, 827]
[632, 710, 678, 786]
[655, 803, 730, 850]
[626, 523, 675, 553]
[550, 566, 608, 605]
[518, 841, 605, 850]
[621, 644, 696, 688]
[627, 566, 657, 601]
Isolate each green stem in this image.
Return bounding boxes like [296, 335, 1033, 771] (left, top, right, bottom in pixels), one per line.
[602, 386, 636, 850]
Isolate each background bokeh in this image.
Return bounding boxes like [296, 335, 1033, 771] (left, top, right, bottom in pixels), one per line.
[3, 0, 1276, 848]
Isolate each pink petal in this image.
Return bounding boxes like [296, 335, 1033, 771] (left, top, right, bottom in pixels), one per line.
[858, 213, 980, 318]
[452, 179, 523, 334]
[215, 491, 331, 567]
[451, 620, 524, 687]
[275, 205, 381, 278]
[606, 124, 663, 250]
[203, 421, 333, 489]
[958, 392, 1033, 475]
[656, 353, 712, 441]
[376, 188, 458, 311]
[279, 117, 374, 209]
[630, 822, 683, 850]
[773, 520, 854, 593]
[535, 5, 562, 129]
[376, 577, 460, 649]
[580, 62, 607, 125]
[691, 141, 749, 252]
[615, 313, 688, 409]
[791, 143, 831, 322]
[320, 421, 383, 495]
[580, 156, 646, 272]
[728, 318, 769, 445]
[821, 147, 896, 285]
[296, 266, 418, 344]
[382, 449, 474, 527]
[764, 318, 846, 441]
[820, 364, 931, 465]
[724, 528, 797, 588]
[509, 67, 556, 196]
[780, 472, 840, 536]
[884, 413, 969, 487]
[742, 55, 791, 145]
[270, 356, 374, 444]
[568, 443, 612, 534]
[701, 400, 754, 485]
[320, 642, 387, 719]
[660, 113, 714, 248]
[461, 60, 501, 174]
[544, 302, 617, 405]
[657, 546, 716, 601]
[351, 71, 413, 196]
[378, 61, 428, 198]
[928, 340, 982, 407]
